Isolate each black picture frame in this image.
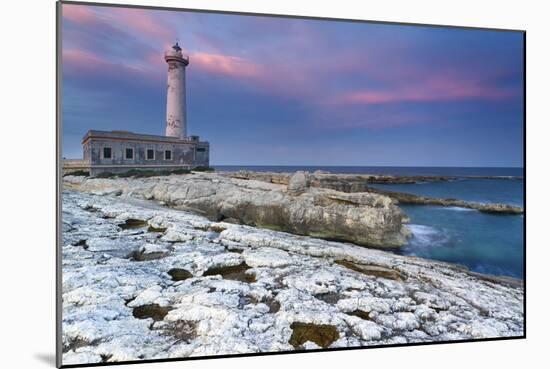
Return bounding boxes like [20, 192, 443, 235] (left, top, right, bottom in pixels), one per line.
[56, 1, 526, 367]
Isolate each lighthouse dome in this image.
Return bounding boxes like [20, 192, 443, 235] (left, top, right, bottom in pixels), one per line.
[164, 42, 189, 64]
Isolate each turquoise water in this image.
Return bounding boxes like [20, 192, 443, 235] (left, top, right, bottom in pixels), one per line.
[370, 179, 524, 279]
[369, 178, 524, 206]
[215, 166, 525, 279]
[399, 205, 524, 278]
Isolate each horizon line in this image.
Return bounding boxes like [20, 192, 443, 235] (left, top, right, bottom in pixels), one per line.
[211, 164, 525, 169]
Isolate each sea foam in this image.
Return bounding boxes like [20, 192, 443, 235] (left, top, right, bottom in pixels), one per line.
[442, 206, 475, 212]
[407, 224, 448, 248]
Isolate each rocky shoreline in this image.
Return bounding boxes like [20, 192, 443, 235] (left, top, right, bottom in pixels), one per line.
[63, 172, 411, 248]
[365, 188, 523, 215]
[225, 171, 524, 215]
[63, 169, 524, 254]
[226, 170, 523, 185]
[61, 189, 524, 364]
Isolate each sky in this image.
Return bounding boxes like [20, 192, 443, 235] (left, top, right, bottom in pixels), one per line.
[61, 3, 524, 167]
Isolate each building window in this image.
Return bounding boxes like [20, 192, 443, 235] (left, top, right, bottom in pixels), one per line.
[146, 149, 155, 160]
[125, 148, 134, 160]
[164, 150, 172, 160]
[196, 147, 206, 152]
[102, 147, 112, 159]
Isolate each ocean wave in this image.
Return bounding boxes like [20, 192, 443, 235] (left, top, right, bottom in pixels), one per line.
[407, 224, 449, 247]
[441, 206, 476, 212]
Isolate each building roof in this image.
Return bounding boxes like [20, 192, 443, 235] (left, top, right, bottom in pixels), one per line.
[82, 130, 208, 145]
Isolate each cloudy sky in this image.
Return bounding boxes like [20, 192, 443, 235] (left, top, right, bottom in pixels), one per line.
[61, 3, 524, 167]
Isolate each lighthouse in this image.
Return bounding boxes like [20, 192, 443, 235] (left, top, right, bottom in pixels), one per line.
[67, 40, 209, 177]
[164, 42, 189, 139]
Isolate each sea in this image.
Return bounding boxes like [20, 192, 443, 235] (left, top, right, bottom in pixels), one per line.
[214, 166, 525, 279]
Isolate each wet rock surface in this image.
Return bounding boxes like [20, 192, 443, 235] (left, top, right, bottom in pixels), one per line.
[289, 322, 340, 349]
[203, 262, 256, 283]
[119, 218, 148, 229]
[167, 268, 193, 281]
[133, 304, 173, 321]
[61, 189, 523, 365]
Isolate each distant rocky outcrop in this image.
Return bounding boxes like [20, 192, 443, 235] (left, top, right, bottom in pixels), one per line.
[223, 171, 524, 215]
[227, 170, 452, 186]
[365, 188, 524, 215]
[64, 172, 410, 248]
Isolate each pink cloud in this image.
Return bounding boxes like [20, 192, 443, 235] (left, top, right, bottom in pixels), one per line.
[61, 5, 320, 100]
[421, 76, 517, 101]
[155, 47, 315, 99]
[145, 51, 166, 69]
[139, 50, 262, 81]
[63, 48, 162, 85]
[336, 74, 517, 106]
[63, 4, 176, 45]
[63, 49, 110, 70]
[191, 52, 262, 79]
[63, 47, 260, 86]
[62, 4, 98, 24]
[107, 8, 175, 43]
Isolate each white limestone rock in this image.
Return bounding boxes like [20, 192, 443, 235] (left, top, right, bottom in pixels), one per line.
[242, 247, 295, 268]
[287, 171, 310, 195]
[61, 189, 524, 365]
[64, 172, 409, 248]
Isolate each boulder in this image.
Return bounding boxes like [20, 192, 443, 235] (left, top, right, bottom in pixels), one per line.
[287, 171, 310, 195]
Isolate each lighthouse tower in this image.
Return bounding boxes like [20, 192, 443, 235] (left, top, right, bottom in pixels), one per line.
[164, 42, 189, 139]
